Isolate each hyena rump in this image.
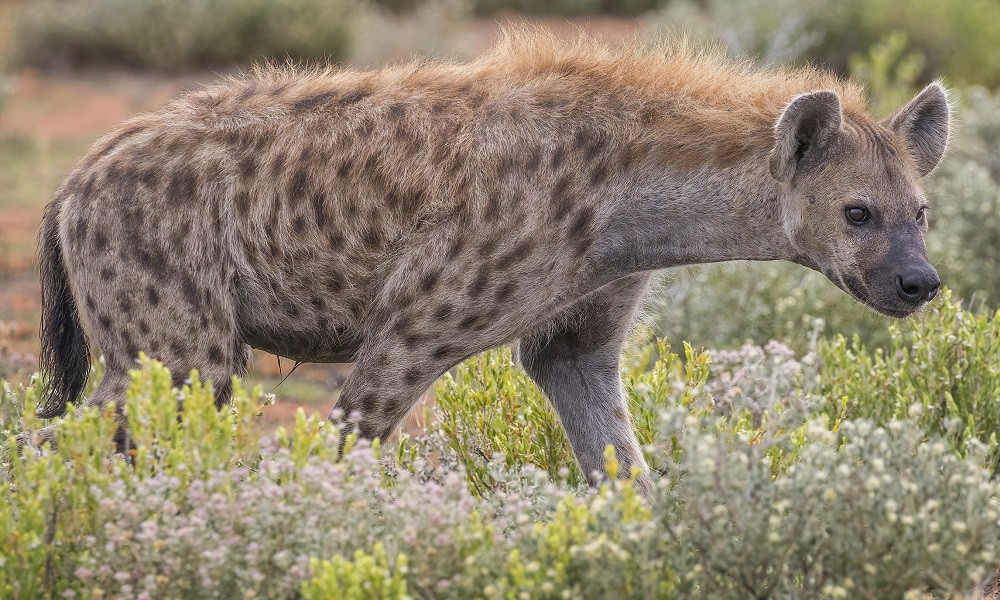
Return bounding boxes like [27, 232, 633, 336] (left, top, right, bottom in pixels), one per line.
[35, 31, 950, 496]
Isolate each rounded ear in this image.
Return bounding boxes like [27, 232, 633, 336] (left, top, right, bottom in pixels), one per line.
[884, 82, 951, 177]
[769, 90, 843, 183]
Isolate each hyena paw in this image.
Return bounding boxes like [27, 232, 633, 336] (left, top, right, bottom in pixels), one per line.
[14, 425, 59, 453]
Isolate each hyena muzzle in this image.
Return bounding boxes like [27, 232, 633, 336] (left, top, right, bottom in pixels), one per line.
[30, 32, 951, 498]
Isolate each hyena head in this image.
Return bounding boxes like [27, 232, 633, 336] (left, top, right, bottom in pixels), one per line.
[769, 83, 951, 318]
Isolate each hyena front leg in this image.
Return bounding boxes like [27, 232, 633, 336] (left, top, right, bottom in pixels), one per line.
[518, 273, 653, 499]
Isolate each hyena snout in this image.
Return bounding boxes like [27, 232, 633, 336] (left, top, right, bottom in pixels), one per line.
[896, 264, 940, 304]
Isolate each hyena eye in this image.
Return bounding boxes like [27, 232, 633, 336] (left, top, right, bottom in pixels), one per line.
[845, 207, 870, 224]
[916, 207, 927, 224]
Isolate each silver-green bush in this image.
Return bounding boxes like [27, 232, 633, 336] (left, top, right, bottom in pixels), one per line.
[3, 306, 999, 599]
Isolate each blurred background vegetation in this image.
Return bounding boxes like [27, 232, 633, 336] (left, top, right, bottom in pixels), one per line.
[0, 0, 998, 423]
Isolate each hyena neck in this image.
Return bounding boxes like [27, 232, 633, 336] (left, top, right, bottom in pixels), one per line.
[599, 156, 794, 275]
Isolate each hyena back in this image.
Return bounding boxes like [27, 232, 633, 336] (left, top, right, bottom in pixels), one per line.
[36, 31, 951, 496]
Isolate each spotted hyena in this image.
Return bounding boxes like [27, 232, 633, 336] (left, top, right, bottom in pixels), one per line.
[32, 31, 950, 496]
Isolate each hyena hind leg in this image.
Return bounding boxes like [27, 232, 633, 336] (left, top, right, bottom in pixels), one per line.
[518, 273, 653, 500]
[329, 337, 464, 450]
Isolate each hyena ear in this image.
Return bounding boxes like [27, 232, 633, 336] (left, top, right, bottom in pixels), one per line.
[884, 82, 951, 177]
[769, 90, 843, 182]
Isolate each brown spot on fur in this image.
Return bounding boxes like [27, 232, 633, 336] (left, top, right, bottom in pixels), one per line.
[147, 285, 160, 306]
[477, 237, 500, 258]
[139, 168, 161, 189]
[208, 345, 224, 363]
[362, 226, 381, 247]
[270, 154, 287, 179]
[100, 266, 116, 281]
[92, 231, 108, 252]
[590, 160, 610, 185]
[294, 91, 335, 112]
[495, 281, 517, 301]
[360, 393, 379, 412]
[496, 157, 516, 179]
[569, 206, 594, 238]
[311, 194, 328, 227]
[179, 272, 202, 308]
[402, 189, 423, 214]
[420, 272, 440, 292]
[238, 85, 257, 103]
[403, 334, 422, 351]
[137, 248, 171, 280]
[526, 147, 542, 175]
[484, 193, 502, 220]
[432, 345, 453, 360]
[337, 160, 352, 178]
[403, 367, 422, 384]
[550, 175, 573, 222]
[446, 236, 465, 260]
[167, 171, 197, 202]
[550, 146, 566, 171]
[388, 102, 407, 120]
[340, 89, 372, 107]
[496, 238, 536, 269]
[288, 168, 308, 199]
[433, 304, 453, 321]
[118, 294, 133, 316]
[467, 265, 491, 299]
[458, 314, 479, 329]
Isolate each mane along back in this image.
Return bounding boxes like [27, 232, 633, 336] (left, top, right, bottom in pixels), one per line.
[164, 26, 871, 171]
[474, 27, 869, 167]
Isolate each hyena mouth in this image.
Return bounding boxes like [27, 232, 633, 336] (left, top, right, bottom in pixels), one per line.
[840, 274, 920, 319]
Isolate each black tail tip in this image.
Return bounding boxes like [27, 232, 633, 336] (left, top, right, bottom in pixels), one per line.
[35, 393, 69, 419]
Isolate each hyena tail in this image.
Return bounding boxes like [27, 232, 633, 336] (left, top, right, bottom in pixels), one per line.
[36, 201, 90, 419]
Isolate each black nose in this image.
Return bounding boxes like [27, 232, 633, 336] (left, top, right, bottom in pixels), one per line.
[896, 267, 940, 303]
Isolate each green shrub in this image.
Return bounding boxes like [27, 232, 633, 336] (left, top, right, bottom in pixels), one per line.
[819, 289, 1000, 469]
[649, 0, 1000, 88]
[301, 545, 409, 600]
[13, 0, 364, 71]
